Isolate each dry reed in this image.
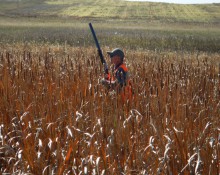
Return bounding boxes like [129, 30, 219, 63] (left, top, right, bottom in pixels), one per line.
[0, 44, 219, 174]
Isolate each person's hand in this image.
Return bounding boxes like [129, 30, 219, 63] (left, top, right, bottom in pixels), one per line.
[104, 73, 110, 80]
[101, 78, 110, 86]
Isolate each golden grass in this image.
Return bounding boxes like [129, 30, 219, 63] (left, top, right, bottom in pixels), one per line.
[0, 44, 219, 174]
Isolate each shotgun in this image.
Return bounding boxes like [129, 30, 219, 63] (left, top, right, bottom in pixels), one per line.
[89, 23, 109, 74]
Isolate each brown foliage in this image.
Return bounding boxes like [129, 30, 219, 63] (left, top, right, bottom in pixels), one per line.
[0, 44, 219, 174]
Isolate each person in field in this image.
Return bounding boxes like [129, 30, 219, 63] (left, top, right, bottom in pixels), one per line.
[101, 48, 132, 102]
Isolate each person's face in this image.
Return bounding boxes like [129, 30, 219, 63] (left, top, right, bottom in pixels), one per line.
[111, 55, 121, 65]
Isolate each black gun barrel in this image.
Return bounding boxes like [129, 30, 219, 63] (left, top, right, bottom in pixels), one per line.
[89, 23, 101, 51]
[89, 23, 108, 74]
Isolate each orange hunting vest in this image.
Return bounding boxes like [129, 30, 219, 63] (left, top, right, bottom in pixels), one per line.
[115, 64, 133, 102]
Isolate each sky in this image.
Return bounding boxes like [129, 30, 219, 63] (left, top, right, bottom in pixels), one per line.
[126, 0, 220, 4]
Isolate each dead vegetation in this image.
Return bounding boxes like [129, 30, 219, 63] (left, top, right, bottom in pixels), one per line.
[0, 44, 219, 174]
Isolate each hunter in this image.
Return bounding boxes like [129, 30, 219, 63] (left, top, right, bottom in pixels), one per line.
[101, 48, 132, 102]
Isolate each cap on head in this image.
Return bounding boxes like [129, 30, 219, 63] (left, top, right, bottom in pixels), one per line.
[107, 48, 124, 60]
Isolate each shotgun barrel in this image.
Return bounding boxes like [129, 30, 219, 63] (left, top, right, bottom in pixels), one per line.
[89, 23, 108, 74]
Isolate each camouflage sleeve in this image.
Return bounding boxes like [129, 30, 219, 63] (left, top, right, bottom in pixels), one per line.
[115, 67, 127, 87]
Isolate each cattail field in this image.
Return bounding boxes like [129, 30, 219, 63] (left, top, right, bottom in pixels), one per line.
[0, 43, 219, 175]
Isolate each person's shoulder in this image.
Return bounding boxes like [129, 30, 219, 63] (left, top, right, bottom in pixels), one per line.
[118, 63, 128, 72]
[117, 66, 125, 73]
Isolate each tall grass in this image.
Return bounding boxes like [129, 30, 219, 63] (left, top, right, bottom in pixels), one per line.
[0, 44, 219, 174]
[0, 22, 220, 53]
